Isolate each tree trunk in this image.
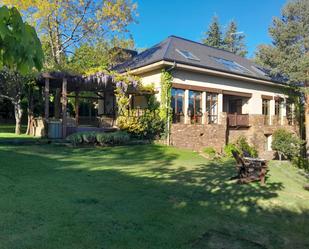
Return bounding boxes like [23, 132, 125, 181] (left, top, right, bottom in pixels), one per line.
[26, 86, 34, 135]
[305, 81, 309, 158]
[14, 100, 23, 135]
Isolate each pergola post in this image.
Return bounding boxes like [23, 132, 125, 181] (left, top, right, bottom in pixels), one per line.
[44, 78, 50, 120]
[54, 88, 61, 119]
[75, 91, 80, 127]
[62, 78, 68, 138]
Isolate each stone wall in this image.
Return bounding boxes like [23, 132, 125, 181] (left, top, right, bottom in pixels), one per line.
[170, 114, 227, 152]
[170, 113, 298, 159]
[228, 115, 297, 159]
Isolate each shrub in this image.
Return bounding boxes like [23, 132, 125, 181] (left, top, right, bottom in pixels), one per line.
[203, 147, 217, 158]
[224, 143, 240, 157]
[272, 129, 303, 160]
[67, 133, 83, 146]
[81, 132, 96, 144]
[67, 131, 130, 146]
[292, 156, 309, 171]
[223, 136, 258, 158]
[235, 136, 258, 158]
[117, 111, 164, 139]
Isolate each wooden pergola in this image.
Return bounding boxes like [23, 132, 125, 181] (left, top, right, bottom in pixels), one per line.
[38, 71, 154, 138]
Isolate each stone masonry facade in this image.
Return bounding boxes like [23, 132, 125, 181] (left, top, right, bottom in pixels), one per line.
[170, 113, 297, 159]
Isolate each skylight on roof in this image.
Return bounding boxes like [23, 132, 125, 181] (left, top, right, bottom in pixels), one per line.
[176, 49, 200, 61]
[211, 57, 252, 74]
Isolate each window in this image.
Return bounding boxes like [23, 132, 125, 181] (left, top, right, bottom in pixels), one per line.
[275, 98, 282, 125]
[286, 99, 294, 125]
[171, 88, 185, 123]
[211, 56, 252, 74]
[206, 93, 218, 124]
[188, 90, 202, 124]
[262, 99, 270, 125]
[176, 49, 200, 61]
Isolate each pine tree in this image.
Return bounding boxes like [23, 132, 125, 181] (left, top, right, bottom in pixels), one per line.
[255, 0, 309, 157]
[202, 16, 223, 48]
[223, 21, 247, 57]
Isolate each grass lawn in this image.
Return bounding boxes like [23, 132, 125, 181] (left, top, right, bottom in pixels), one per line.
[0, 131, 308, 248]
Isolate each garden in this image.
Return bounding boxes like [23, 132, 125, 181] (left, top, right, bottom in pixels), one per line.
[1, 124, 309, 249]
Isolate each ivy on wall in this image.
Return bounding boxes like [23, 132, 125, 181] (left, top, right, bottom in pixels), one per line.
[160, 69, 173, 138]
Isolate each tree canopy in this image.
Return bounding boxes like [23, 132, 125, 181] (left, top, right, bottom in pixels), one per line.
[255, 0, 309, 84]
[1, 0, 138, 68]
[202, 16, 223, 49]
[223, 21, 247, 57]
[202, 16, 247, 57]
[0, 5, 43, 74]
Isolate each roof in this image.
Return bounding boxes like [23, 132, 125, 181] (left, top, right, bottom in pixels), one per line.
[113, 35, 284, 84]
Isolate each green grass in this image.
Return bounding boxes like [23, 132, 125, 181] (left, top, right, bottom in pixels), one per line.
[0, 124, 38, 143]
[0, 130, 308, 249]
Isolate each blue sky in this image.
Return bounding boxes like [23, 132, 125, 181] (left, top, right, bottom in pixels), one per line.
[129, 0, 287, 58]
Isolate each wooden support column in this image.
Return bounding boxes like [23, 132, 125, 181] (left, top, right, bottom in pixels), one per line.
[75, 91, 79, 127]
[62, 78, 67, 138]
[54, 88, 61, 119]
[184, 89, 190, 124]
[218, 93, 223, 124]
[202, 91, 207, 124]
[44, 78, 50, 120]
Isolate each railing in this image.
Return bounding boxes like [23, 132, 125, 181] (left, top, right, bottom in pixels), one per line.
[228, 113, 249, 127]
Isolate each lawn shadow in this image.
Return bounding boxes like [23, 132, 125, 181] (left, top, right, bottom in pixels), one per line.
[0, 145, 308, 249]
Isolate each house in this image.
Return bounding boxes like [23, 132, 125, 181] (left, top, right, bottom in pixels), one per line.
[114, 35, 297, 158]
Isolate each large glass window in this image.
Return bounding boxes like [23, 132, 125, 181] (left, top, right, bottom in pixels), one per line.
[188, 90, 202, 124]
[275, 98, 282, 124]
[262, 99, 270, 125]
[286, 99, 294, 125]
[206, 93, 218, 124]
[171, 88, 185, 123]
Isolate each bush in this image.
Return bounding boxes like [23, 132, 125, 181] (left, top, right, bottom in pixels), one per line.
[272, 129, 303, 160]
[292, 156, 309, 171]
[67, 131, 130, 146]
[96, 131, 130, 145]
[224, 136, 258, 158]
[117, 111, 164, 139]
[235, 136, 258, 158]
[67, 132, 83, 146]
[224, 143, 240, 157]
[81, 132, 96, 144]
[202, 147, 217, 158]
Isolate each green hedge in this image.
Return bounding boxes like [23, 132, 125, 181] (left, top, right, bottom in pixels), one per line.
[67, 131, 130, 146]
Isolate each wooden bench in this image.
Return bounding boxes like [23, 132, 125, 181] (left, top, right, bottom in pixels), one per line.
[231, 150, 268, 184]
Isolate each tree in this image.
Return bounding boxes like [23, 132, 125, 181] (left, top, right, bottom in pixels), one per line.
[272, 128, 303, 160]
[223, 21, 247, 57]
[0, 6, 43, 73]
[1, 0, 138, 68]
[0, 6, 43, 134]
[202, 16, 223, 48]
[0, 69, 25, 134]
[68, 37, 135, 74]
[255, 0, 309, 157]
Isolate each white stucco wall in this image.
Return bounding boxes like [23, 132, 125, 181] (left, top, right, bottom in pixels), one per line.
[172, 70, 286, 115]
[138, 69, 287, 116]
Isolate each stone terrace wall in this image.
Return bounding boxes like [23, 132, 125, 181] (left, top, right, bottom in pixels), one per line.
[228, 115, 298, 159]
[170, 114, 227, 152]
[170, 113, 298, 159]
